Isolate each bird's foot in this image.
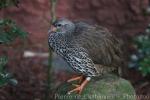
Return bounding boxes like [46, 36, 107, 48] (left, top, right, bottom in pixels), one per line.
[67, 77, 91, 94]
[67, 75, 83, 83]
[67, 84, 83, 94]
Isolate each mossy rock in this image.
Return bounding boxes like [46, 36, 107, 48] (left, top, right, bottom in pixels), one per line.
[54, 74, 136, 100]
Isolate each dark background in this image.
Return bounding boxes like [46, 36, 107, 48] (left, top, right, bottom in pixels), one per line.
[0, 0, 150, 100]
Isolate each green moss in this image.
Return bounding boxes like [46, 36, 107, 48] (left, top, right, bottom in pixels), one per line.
[55, 74, 136, 100]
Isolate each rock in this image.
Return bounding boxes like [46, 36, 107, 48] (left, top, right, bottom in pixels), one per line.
[54, 74, 136, 100]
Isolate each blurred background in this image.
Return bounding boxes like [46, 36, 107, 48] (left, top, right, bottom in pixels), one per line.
[0, 0, 150, 100]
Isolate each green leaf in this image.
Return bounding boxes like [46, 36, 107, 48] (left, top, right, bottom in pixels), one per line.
[138, 56, 150, 76]
[8, 79, 18, 86]
[133, 34, 150, 76]
[0, 18, 28, 43]
[0, 56, 8, 71]
[0, 0, 20, 8]
[0, 72, 17, 87]
[0, 77, 8, 86]
[0, 56, 17, 87]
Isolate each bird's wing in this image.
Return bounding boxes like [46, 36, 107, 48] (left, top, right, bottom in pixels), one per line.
[72, 22, 123, 67]
[64, 47, 100, 77]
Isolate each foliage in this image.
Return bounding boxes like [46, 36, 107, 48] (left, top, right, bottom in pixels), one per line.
[143, 7, 150, 16]
[0, 1, 27, 87]
[0, 18, 28, 86]
[0, 18, 27, 86]
[139, 56, 150, 76]
[129, 26, 150, 76]
[0, 18, 27, 43]
[0, 56, 17, 86]
[0, 0, 19, 8]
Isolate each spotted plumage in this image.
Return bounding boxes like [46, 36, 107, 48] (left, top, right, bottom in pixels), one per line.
[48, 31, 99, 76]
[48, 18, 123, 94]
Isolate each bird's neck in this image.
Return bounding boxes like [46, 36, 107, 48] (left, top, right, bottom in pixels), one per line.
[57, 32, 73, 43]
[49, 32, 73, 50]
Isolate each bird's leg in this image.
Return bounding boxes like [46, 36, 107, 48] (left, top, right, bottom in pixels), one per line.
[67, 75, 83, 83]
[67, 77, 91, 94]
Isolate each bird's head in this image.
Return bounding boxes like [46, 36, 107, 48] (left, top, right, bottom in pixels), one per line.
[50, 18, 75, 35]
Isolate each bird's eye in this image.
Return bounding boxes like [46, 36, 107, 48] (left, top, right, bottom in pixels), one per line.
[57, 24, 62, 27]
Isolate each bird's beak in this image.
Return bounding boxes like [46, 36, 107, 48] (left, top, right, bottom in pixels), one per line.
[50, 25, 57, 32]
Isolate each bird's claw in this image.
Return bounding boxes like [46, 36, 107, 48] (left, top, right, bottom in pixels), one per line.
[67, 85, 83, 94]
[72, 84, 80, 87]
[67, 76, 83, 83]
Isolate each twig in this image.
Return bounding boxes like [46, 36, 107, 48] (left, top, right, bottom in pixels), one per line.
[50, 0, 57, 24]
[44, 0, 57, 100]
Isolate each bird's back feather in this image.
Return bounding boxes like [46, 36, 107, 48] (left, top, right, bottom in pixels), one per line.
[73, 21, 123, 68]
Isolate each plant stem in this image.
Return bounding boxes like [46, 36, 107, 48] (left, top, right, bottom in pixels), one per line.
[44, 0, 57, 100]
[50, 0, 57, 24]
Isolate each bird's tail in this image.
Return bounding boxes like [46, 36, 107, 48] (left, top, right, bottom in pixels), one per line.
[95, 64, 118, 76]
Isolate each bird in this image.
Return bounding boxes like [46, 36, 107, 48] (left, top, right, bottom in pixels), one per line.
[48, 18, 123, 94]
